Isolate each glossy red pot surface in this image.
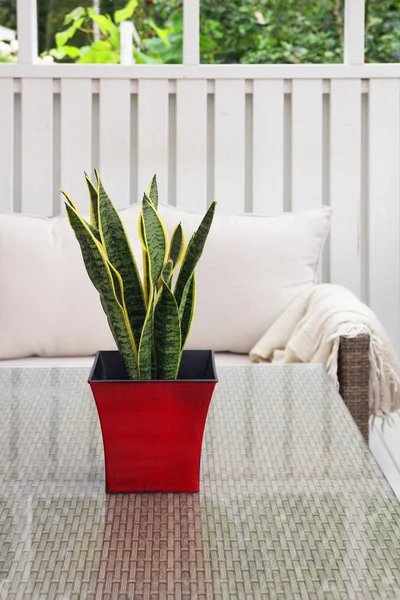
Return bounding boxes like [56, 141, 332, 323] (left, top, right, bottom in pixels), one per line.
[88, 350, 217, 493]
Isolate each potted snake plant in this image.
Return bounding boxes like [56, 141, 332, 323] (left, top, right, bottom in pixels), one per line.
[64, 172, 217, 493]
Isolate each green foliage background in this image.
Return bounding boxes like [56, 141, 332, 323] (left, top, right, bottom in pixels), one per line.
[0, 0, 400, 63]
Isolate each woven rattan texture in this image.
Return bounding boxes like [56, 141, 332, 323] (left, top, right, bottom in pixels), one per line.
[0, 365, 399, 600]
[338, 335, 370, 442]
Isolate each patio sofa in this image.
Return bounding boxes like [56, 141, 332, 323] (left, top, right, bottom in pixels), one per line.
[0, 203, 370, 440]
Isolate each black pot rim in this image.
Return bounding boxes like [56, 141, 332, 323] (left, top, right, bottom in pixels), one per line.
[88, 349, 218, 384]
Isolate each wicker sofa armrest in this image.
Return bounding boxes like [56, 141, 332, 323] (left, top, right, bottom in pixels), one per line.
[337, 334, 370, 441]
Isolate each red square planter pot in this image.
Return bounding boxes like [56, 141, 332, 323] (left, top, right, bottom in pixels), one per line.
[88, 350, 218, 493]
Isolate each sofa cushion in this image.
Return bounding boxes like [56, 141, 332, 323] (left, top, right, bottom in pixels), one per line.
[0, 205, 330, 359]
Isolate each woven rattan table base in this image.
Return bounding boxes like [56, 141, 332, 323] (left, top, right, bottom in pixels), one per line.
[0, 365, 399, 599]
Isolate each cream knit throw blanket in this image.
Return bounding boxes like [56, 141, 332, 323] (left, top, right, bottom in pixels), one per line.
[250, 284, 400, 421]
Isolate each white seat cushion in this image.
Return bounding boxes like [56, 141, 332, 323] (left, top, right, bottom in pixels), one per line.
[0, 204, 330, 359]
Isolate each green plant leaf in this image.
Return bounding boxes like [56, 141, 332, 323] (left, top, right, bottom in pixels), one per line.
[49, 48, 66, 60]
[87, 10, 119, 48]
[96, 173, 146, 351]
[65, 204, 138, 379]
[137, 233, 154, 379]
[62, 190, 101, 242]
[138, 213, 151, 306]
[161, 259, 173, 282]
[77, 45, 119, 64]
[61, 45, 81, 59]
[56, 18, 84, 49]
[85, 173, 99, 229]
[115, 0, 138, 24]
[137, 298, 153, 379]
[141, 194, 168, 289]
[147, 174, 158, 209]
[79, 45, 91, 58]
[169, 223, 185, 271]
[133, 50, 162, 64]
[147, 19, 173, 47]
[154, 261, 182, 379]
[179, 273, 196, 349]
[174, 201, 216, 307]
[64, 6, 86, 25]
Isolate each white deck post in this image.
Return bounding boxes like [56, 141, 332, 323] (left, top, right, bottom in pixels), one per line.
[344, 0, 365, 65]
[183, 0, 199, 65]
[120, 21, 134, 65]
[17, 0, 38, 64]
[92, 0, 101, 42]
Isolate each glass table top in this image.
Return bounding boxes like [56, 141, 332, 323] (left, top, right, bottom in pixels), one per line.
[0, 365, 399, 599]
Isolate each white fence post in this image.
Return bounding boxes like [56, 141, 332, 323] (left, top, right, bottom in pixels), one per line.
[183, 0, 199, 65]
[92, 0, 101, 42]
[17, 0, 38, 64]
[120, 21, 134, 65]
[344, 0, 365, 65]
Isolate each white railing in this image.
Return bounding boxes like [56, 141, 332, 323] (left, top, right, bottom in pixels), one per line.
[1, 0, 400, 353]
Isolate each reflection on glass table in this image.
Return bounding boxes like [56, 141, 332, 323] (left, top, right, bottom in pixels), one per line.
[0, 365, 399, 599]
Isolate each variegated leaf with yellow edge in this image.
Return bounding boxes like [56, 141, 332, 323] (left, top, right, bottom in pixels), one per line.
[169, 223, 185, 274]
[147, 174, 158, 210]
[174, 201, 216, 308]
[65, 203, 138, 379]
[63, 190, 101, 243]
[84, 173, 99, 229]
[141, 193, 169, 289]
[178, 273, 196, 349]
[154, 260, 181, 379]
[96, 172, 146, 353]
[137, 246, 154, 380]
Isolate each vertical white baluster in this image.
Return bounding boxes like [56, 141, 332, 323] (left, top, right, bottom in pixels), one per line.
[120, 21, 134, 65]
[0, 79, 14, 211]
[17, 0, 38, 64]
[253, 79, 284, 214]
[60, 79, 92, 214]
[214, 80, 246, 213]
[330, 79, 362, 296]
[183, 0, 199, 65]
[291, 80, 323, 211]
[21, 79, 53, 215]
[137, 80, 169, 203]
[369, 79, 400, 353]
[344, 0, 365, 65]
[176, 80, 207, 210]
[99, 79, 131, 209]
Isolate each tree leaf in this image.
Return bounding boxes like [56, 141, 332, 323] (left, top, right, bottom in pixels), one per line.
[174, 201, 216, 307]
[56, 18, 84, 49]
[154, 261, 181, 379]
[96, 173, 146, 352]
[49, 48, 67, 60]
[65, 204, 138, 379]
[77, 44, 119, 64]
[147, 19, 173, 47]
[87, 10, 119, 48]
[64, 6, 86, 26]
[61, 45, 81, 59]
[115, 0, 138, 24]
